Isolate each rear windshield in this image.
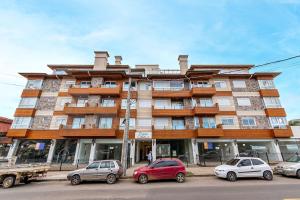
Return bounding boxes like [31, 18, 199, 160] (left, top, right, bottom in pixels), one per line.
[226, 159, 240, 166]
[286, 155, 300, 163]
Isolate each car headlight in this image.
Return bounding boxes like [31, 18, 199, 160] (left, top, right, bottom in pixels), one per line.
[217, 169, 225, 172]
[134, 171, 138, 175]
[285, 167, 296, 170]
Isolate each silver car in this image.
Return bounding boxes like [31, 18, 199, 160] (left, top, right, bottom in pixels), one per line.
[274, 155, 300, 178]
[67, 160, 123, 185]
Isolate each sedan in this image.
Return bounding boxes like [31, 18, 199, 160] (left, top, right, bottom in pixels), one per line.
[214, 157, 273, 181]
[133, 158, 186, 184]
[274, 155, 300, 178]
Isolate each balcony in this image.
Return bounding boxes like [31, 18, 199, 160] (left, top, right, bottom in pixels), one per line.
[21, 89, 42, 98]
[265, 108, 286, 117]
[273, 126, 293, 138]
[59, 125, 116, 137]
[152, 126, 196, 139]
[63, 103, 118, 115]
[68, 85, 121, 96]
[6, 129, 29, 138]
[191, 85, 216, 96]
[194, 104, 219, 115]
[259, 89, 280, 97]
[152, 105, 194, 117]
[197, 125, 224, 137]
[14, 108, 36, 117]
[152, 88, 191, 98]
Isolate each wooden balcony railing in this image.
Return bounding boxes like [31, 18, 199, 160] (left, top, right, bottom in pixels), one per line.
[58, 124, 117, 137]
[194, 104, 219, 115]
[273, 126, 293, 138]
[68, 85, 121, 96]
[63, 102, 118, 115]
[197, 124, 224, 137]
[152, 105, 194, 117]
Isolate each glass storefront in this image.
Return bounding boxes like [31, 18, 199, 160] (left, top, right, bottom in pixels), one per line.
[52, 139, 77, 164]
[198, 141, 235, 163]
[94, 143, 122, 161]
[0, 144, 11, 158]
[15, 140, 51, 164]
[156, 140, 190, 162]
[78, 143, 91, 164]
[278, 140, 300, 161]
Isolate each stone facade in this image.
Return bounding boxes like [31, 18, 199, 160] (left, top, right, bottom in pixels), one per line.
[230, 79, 260, 92]
[85, 115, 98, 128]
[88, 96, 101, 107]
[37, 97, 57, 110]
[42, 79, 61, 92]
[238, 116, 270, 129]
[31, 116, 52, 130]
[91, 77, 103, 88]
[185, 117, 195, 129]
[234, 96, 265, 111]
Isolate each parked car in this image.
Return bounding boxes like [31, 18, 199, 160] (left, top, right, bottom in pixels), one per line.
[67, 160, 123, 185]
[133, 158, 186, 184]
[274, 154, 300, 178]
[214, 157, 273, 181]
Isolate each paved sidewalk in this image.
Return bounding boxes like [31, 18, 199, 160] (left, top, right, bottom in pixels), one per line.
[40, 165, 215, 181]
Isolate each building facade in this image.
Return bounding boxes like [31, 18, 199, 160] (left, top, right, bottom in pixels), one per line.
[6, 51, 298, 165]
[0, 117, 13, 158]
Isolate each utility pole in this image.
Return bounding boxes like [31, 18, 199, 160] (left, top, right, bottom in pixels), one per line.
[121, 77, 131, 176]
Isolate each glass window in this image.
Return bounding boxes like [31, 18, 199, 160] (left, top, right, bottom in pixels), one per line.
[72, 117, 85, 129]
[95, 144, 122, 161]
[171, 101, 184, 109]
[87, 162, 100, 169]
[26, 79, 43, 89]
[11, 117, 32, 129]
[104, 81, 117, 88]
[269, 117, 287, 128]
[99, 118, 113, 129]
[233, 80, 246, 88]
[63, 80, 75, 89]
[202, 117, 216, 128]
[123, 81, 137, 91]
[194, 117, 200, 128]
[77, 98, 88, 107]
[170, 81, 184, 89]
[238, 159, 252, 167]
[154, 118, 169, 129]
[137, 119, 152, 128]
[154, 161, 168, 168]
[258, 80, 275, 89]
[110, 161, 116, 168]
[226, 159, 240, 166]
[217, 98, 231, 106]
[221, 118, 234, 126]
[237, 98, 251, 106]
[199, 98, 213, 107]
[153, 81, 170, 90]
[54, 117, 67, 127]
[19, 98, 37, 108]
[241, 117, 256, 126]
[80, 81, 91, 88]
[154, 99, 170, 109]
[139, 82, 151, 90]
[214, 81, 227, 88]
[119, 118, 135, 129]
[59, 98, 72, 107]
[138, 100, 152, 108]
[194, 81, 210, 88]
[172, 119, 185, 130]
[251, 159, 264, 165]
[100, 161, 111, 168]
[101, 99, 115, 107]
[263, 97, 281, 108]
[121, 99, 136, 109]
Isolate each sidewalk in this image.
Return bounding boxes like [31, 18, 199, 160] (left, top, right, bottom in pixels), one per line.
[40, 165, 215, 181]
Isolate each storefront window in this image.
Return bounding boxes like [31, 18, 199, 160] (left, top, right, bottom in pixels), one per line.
[278, 141, 300, 161]
[52, 140, 77, 163]
[78, 143, 91, 164]
[198, 142, 234, 163]
[94, 143, 122, 161]
[156, 140, 188, 161]
[0, 144, 11, 158]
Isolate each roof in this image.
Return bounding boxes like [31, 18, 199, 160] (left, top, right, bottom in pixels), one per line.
[190, 64, 254, 70]
[47, 64, 94, 70]
[0, 117, 12, 124]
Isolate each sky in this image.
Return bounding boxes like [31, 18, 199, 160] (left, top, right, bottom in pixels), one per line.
[0, 0, 300, 120]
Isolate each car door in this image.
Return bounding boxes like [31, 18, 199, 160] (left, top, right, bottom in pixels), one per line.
[148, 161, 168, 180]
[236, 159, 253, 177]
[82, 162, 100, 180]
[98, 161, 112, 180]
[251, 159, 267, 177]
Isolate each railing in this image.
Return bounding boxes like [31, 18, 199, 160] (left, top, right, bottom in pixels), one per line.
[70, 84, 118, 89]
[150, 69, 181, 75]
[59, 124, 113, 130]
[153, 87, 186, 91]
[153, 125, 189, 130]
[153, 105, 193, 109]
[65, 102, 116, 108]
[192, 83, 214, 88]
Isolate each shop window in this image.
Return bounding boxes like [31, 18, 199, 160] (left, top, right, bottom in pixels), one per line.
[95, 144, 122, 161]
[52, 139, 77, 163]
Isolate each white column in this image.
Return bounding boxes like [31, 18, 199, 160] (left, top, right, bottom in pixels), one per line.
[191, 139, 198, 165]
[273, 140, 283, 162]
[73, 140, 80, 165]
[47, 139, 56, 164]
[130, 139, 135, 166]
[6, 139, 20, 159]
[152, 139, 156, 161]
[233, 141, 239, 157]
[89, 142, 96, 164]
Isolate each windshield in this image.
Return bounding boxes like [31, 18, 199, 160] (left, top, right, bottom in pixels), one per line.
[226, 159, 240, 166]
[286, 155, 300, 163]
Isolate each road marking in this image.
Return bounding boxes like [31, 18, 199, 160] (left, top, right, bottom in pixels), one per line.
[283, 199, 300, 200]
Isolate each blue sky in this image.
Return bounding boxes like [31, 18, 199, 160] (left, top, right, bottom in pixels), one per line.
[0, 0, 300, 120]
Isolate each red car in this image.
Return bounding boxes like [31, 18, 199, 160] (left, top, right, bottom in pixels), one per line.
[133, 158, 187, 184]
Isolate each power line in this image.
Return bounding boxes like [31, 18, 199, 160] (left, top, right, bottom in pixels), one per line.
[0, 82, 24, 87]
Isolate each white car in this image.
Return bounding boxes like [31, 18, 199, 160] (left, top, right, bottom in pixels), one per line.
[274, 155, 300, 178]
[214, 157, 273, 181]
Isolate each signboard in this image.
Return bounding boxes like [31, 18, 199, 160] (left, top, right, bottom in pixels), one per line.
[135, 131, 152, 139]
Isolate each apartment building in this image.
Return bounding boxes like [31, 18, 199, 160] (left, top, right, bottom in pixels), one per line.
[6, 51, 297, 165]
[0, 117, 13, 158]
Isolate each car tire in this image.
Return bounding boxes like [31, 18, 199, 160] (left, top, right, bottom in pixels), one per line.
[71, 175, 81, 185]
[138, 174, 148, 184]
[263, 170, 273, 181]
[226, 171, 237, 182]
[23, 177, 31, 184]
[296, 169, 300, 179]
[176, 173, 185, 183]
[3, 176, 15, 189]
[106, 174, 117, 184]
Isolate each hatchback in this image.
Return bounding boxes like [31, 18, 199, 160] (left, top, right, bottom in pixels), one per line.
[214, 157, 273, 181]
[67, 160, 123, 185]
[133, 158, 186, 184]
[274, 155, 300, 178]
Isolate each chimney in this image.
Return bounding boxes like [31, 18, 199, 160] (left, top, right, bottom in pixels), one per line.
[114, 56, 122, 65]
[94, 51, 109, 70]
[178, 55, 188, 74]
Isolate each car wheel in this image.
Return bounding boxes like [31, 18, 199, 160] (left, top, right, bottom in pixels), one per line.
[176, 173, 185, 183]
[138, 174, 148, 184]
[296, 169, 300, 179]
[71, 175, 81, 185]
[23, 177, 31, 184]
[263, 170, 273, 181]
[106, 174, 117, 184]
[226, 171, 237, 182]
[3, 176, 15, 189]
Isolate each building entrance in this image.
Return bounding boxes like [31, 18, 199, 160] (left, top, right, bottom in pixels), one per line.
[135, 141, 152, 163]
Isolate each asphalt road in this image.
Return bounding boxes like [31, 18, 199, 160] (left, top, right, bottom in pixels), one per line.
[0, 176, 300, 200]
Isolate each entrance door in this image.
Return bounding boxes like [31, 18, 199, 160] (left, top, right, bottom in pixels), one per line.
[136, 141, 152, 162]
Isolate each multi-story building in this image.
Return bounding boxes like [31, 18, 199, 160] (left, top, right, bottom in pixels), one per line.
[6, 51, 297, 165]
[0, 117, 13, 158]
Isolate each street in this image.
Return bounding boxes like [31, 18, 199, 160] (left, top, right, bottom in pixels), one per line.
[0, 176, 299, 200]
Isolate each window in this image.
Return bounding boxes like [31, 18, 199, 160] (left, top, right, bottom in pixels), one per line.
[104, 81, 117, 88]
[237, 98, 251, 106]
[137, 119, 152, 128]
[19, 98, 37, 108]
[77, 98, 88, 107]
[99, 118, 113, 129]
[194, 117, 200, 128]
[251, 159, 264, 165]
[54, 117, 67, 127]
[217, 98, 231, 106]
[202, 117, 216, 128]
[11, 117, 32, 129]
[123, 81, 137, 91]
[269, 117, 287, 128]
[194, 81, 210, 88]
[258, 80, 275, 89]
[121, 99, 136, 109]
[153, 81, 170, 90]
[87, 162, 100, 169]
[154, 118, 169, 129]
[100, 161, 111, 168]
[199, 98, 213, 107]
[172, 119, 185, 130]
[138, 100, 152, 108]
[214, 80, 227, 88]
[101, 99, 115, 107]
[241, 117, 256, 126]
[58, 98, 72, 107]
[53, 70, 67, 75]
[119, 118, 136, 129]
[263, 97, 281, 108]
[154, 99, 170, 109]
[238, 159, 252, 167]
[110, 161, 116, 168]
[171, 101, 184, 109]
[139, 82, 151, 90]
[221, 117, 234, 126]
[154, 161, 169, 168]
[233, 80, 246, 88]
[63, 80, 75, 89]
[170, 81, 184, 89]
[80, 81, 91, 88]
[72, 117, 85, 128]
[26, 79, 43, 89]
[165, 160, 179, 166]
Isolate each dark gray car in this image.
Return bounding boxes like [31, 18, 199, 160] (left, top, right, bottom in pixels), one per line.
[67, 160, 123, 185]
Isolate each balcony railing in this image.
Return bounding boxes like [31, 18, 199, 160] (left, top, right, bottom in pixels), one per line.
[150, 69, 181, 75]
[58, 124, 116, 137]
[197, 124, 224, 137]
[152, 105, 194, 117]
[68, 85, 121, 96]
[194, 103, 219, 115]
[63, 102, 118, 115]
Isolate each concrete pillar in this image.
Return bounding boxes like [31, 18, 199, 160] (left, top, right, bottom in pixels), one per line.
[6, 139, 20, 159]
[47, 139, 56, 164]
[89, 142, 96, 164]
[233, 141, 239, 157]
[136, 141, 140, 163]
[130, 139, 135, 166]
[273, 140, 283, 162]
[152, 139, 156, 161]
[191, 139, 198, 164]
[73, 140, 80, 165]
